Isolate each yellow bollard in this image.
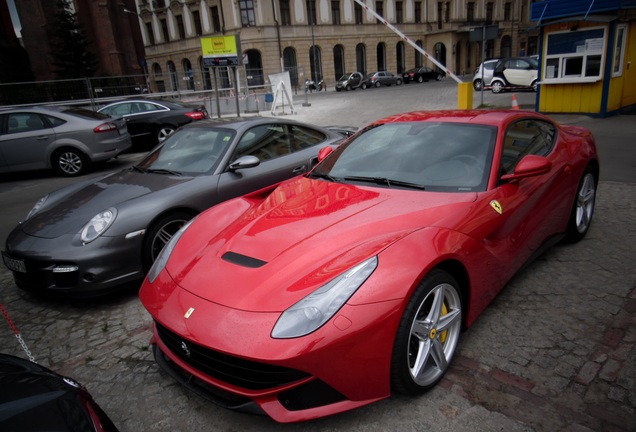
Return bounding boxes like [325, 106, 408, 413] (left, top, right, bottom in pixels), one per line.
[457, 82, 474, 110]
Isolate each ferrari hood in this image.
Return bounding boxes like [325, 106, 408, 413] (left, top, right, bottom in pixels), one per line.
[21, 170, 193, 238]
[168, 176, 477, 312]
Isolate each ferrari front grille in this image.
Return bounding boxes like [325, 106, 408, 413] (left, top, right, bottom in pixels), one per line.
[155, 321, 310, 390]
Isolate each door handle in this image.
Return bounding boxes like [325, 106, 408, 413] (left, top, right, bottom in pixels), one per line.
[292, 165, 307, 174]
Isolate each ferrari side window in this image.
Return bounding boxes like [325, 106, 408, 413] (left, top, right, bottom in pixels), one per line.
[501, 119, 556, 174]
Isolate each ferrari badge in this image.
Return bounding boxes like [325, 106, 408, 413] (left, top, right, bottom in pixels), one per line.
[490, 200, 503, 214]
[184, 307, 195, 319]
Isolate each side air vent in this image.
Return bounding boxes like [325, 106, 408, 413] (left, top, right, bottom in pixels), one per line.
[222, 251, 267, 268]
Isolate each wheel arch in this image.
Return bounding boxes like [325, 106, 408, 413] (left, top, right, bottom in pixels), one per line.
[429, 259, 470, 331]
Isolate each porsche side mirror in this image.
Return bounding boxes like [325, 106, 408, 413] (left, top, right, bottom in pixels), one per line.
[317, 146, 334, 162]
[501, 155, 552, 182]
[229, 155, 260, 171]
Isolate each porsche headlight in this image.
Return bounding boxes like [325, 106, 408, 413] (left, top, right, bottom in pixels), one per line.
[272, 256, 378, 339]
[23, 194, 49, 222]
[80, 208, 117, 244]
[147, 218, 195, 283]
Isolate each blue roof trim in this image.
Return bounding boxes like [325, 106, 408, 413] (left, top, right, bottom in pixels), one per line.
[531, 0, 636, 23]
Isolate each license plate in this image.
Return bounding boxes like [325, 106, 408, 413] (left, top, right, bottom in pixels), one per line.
[2, 253, 26, 273]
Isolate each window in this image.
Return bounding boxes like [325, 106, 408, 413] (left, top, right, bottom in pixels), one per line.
[467, 2, 474, 23]
[331, 1, 340, 25]
[396, 1, 403, 24]
[486, 2, 493, 24]
[145, 22, 155, 45]
[501, 120, 556, 175]
[192, 11, 202, 36]
[210, 6, 221, 33]
[160, 18, 169, 42]
[375, 1, 383, 23]
[444, 1, 449, 23]
[504, 2, 511, 21]
[414, 1, 421, 23]
[235, 125, 292, 161]
[612, 24, 627, 77]
[437, 2, 442, 29]
[280, 0, 291, 26]
[544, 27, 605, 83]
[175, 15, 185, 39]
[306, 0, 316, 25]
[355, 2, 363, 24]
[5, 113, 49, 134]
[240, 0, 256, 27]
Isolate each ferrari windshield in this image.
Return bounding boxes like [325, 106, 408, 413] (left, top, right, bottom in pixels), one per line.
[136, 127, 235, 174]
[314, 122, 497, 192]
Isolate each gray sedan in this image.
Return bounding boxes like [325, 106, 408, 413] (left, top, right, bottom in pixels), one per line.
[2, 117, 344, 297]
[0, 106, 131, 176]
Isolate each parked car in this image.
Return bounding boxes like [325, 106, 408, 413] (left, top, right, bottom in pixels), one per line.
[361, 71, 403, 88]
[2, 117, 345, 298]
[139, 110, 599, 423]
[472, 58, 500, 91]
[402, 66, 445, 83]
[0, 353, 119, 431]
[0, 106, 131, 177]
[335, 72, 364, 91]
[490, 57, 539, 93]
[97, 98, 208, 149]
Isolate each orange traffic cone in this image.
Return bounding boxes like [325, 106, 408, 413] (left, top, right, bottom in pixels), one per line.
[511, 94, 520, 110]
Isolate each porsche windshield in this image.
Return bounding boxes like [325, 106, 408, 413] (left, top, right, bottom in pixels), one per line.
[136, 128, 235, 174]
[314, 122, 497, 192]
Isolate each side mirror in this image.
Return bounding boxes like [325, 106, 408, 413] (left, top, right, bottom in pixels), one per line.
[317, 146, 334, 162]
[228, 155, 260, 171]
[501, 155, 552, 182]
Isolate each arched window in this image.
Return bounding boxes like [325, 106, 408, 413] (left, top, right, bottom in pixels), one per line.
[199, 57, 212, 90]
[415, 40, 423, 67]
[396, 42, 405, 74]
[283, 47, 298, 86]
[167, 61, 178, 91]
[309, 45, 322, 82]
[434, 43, 446, 72]
[356, 44, 366, 75]
[245, 49, 264, 87]
[333, 44, 345, 81]
[376, 43, 386, 71]
[182, 58, 194, 90]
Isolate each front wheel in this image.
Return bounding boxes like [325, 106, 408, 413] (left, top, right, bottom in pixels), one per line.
[473, 79, 482, 91]
[391, 269, 463, 395]
[396, 79, 403, 86]
[532, 80, 538, 92]
[564, 167, 597, 243]
[361, 83, 368, 89]
[375, 81, 381, 88]
[53, 148, 90, 177]
[142, 211, 194, 272]
[491, 81, 504, 94]
[435, 74, 443, 81]
[417, 76, 424, 83]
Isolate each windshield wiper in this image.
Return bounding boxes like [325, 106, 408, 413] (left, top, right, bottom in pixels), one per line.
[343, 176, 426, 190]
[145, 168, 183, 176]
[308, 170, 340, 183]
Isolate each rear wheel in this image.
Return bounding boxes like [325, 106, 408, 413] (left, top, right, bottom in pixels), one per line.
[156, 125, 175, 143]
[142, 211, 194, 272]
[375, 81, 381, 88]
[346, 84, 352, 91]
[532, 80, 538, 92]
[361, 82, 368, 89]
[53, 148, 90, 177]
[564, 166, 597, 243]
[435, 74, 443, 81]
[491, 81, 504, 94]
[396, 79, 403, 86]
[391, 269, 462, 395]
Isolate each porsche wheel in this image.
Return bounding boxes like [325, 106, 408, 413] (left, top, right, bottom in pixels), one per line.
[53, 148, 90, 177]
[142, 211, 193, 272]
[491, 81, 504, 94]
[156, 125, 175, 143]
[564, 166, 597, 243]
[391, 269, 462, 395]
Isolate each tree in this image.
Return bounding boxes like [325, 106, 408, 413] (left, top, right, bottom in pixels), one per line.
[50, 0, 98, 78]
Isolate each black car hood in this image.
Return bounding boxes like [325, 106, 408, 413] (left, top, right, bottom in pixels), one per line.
[21, 169, 194, 238]
[0, 353, 119, 431]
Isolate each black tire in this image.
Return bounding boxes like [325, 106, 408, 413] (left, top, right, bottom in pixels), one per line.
[156, 125, 176, 143]
[435, 74, 443, 81]
[417, 76, 424, 83]
[564, 166, 597, 243]
[375, 81, 381, 88]
[52, 147, 90, 177]
[532, 80, 538, 92]
[142, 211, 194, 272]
[491, 80, 504, 94]
[336, 87, 342, 92]
[396, 79, 402, 86]
[361, 82, 368, 89]
[473, 79, 482, 91]
[346, 85, 352, 91]
[391, 269, 463, 395]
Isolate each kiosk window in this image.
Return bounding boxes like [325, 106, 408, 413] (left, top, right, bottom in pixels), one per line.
[544, 27, 605, 82]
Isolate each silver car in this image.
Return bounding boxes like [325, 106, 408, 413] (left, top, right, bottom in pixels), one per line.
[472, 58, 500, 91]
[3, 117, 344, 297]
[0, 106, 131, 176]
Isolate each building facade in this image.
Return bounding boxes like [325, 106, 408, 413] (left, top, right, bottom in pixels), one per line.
[135, 0, 539, 92]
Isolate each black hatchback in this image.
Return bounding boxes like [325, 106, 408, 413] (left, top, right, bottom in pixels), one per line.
[402, 66, 445, 83]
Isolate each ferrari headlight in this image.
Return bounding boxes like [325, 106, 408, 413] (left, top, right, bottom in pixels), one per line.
[80, 208, 117, 244]
[272, 256, 378, 339]
[147, 218, 195, 283]
[23, 194, 49, 222]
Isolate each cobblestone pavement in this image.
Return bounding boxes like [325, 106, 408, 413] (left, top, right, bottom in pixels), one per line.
[0, 83, 634, 431]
